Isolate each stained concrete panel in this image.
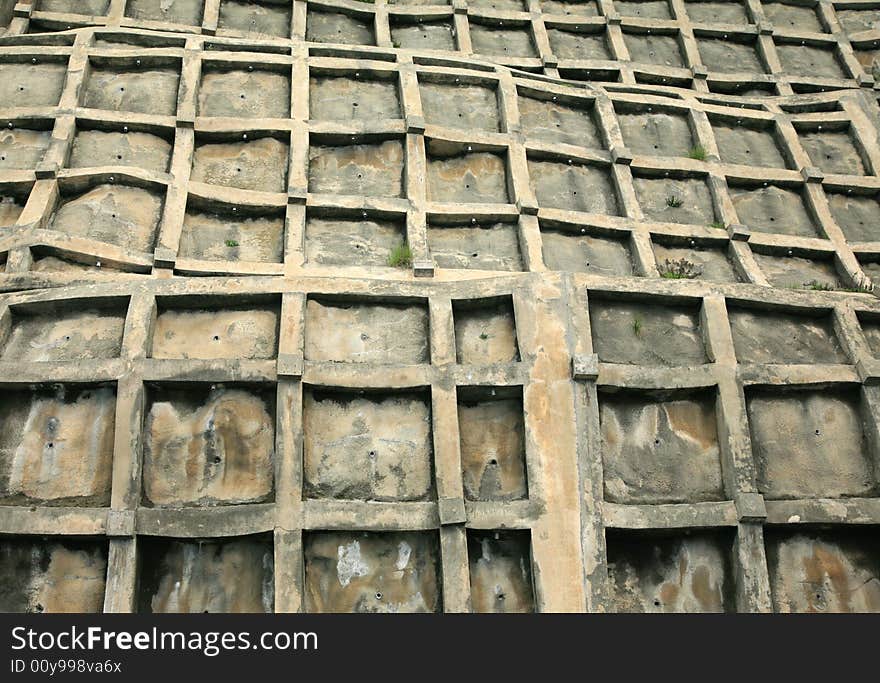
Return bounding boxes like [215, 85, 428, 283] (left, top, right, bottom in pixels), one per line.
[0, 61, 67, 107]
[391, 20, 456, 51]
[529, 160, 619, 214]
[310, 77, 400, 122]
[546, 29, 611, 60]
[618, 110, 694, 157]
[827, 193, 880, 242]
[306, 11, 375, 46]
[518, 96, 603, 148]
[470, 25, 537, 59]
[713, 123, 788, 169]
[653, 242, 741, 284]
[126, 0, 204, 25]
[191, 137, 289, 192]
[542, 230, 633, 276]
[152, 307, 279, 360]
[634, 176, 716, 226]
[468, 530, 535, 613]
[685, 0, 749, 24]
[199, 69, 291, 119]
[218, 1, 291, 38]
[428, 224, 524, 271]
[305, 216, 406, 267]
[777, 44, 846, 79]
[729, 185, 818, 238]
[799, 130, 866, 176]
[83, 67, 180, 116]
[624, 33, 685, 68]
[697, 39, 765, 74]
[2, 307, 125, 361]
[68, 130, 172, 174]
[309, 140, 404, 198]
[421, 82, 499, 132]
[427, 151, 509, 204]
[0, 129, 50, 170]
[179, 209, 284, 263]
[753, 252, 840, 289]
[729, 308, 846, 365]
[453, 298, 519, 365]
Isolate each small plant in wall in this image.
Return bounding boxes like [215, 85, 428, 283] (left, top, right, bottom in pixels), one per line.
[659, 258, 703, 279]
[708, 221, 725, 230]
[688, 145, 707, 161]
[387, 242, 413, 268]
[665, 195, 683, 208]
[225, 239, 239, 247]
[632, 316, 643, 337]
[803, 280, 834, 291]
[479, 331, 490, 341]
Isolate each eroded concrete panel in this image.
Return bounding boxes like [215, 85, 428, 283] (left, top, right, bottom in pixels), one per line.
[304, 531, 441, 613]
[421, 82, 500, 132]
[139, 536, 274, 613]
[306, 10, 374, 46]
[468, 531, 535, 613]
[697, 38, 765, 74]
[309, 77, 400, 122]
[309, 140, 404, 198]
[747, 388, 876, 500]
[126, 0, 204, 25]
[191, 137, 289, 192]
[634, 176, 716, 225]
[0, 386, 115, 506]
[0, 538, 107, 613]
[729, 308, 846, 364]
[152, 307, 278, 360]
[2, 307, 125, 361]
[618, 110, 694, 157]
[0, 128, 50, 170]
[518, 96, 603, 147]
[600, 390, 724, 504]
[428, 223, 523, 271]
[305, 216, 405, 267]
[828, 193, 879, 242]
[730, 184, 818, 238]
[427, 150, 509, 204]
[143, 386, 275, 507]
[199, 69, 290, 118]
[529, 160, 619, 214]
[542, 230, 633, 275]
[83, 66, 180, 116]
[607, 530, 734, 613]
[391, 19, 455, 51]
[0, 61, 67, 107]
[547, 28, 610, 59]
[799, 130, 866, 176]
[68, 130, 172, 174]
[303, 390, 434, 501]
[218, 0, 291, 38]
[305, 298, 429, 364]
[753, 252, 840, 289]
[453, 297, 519, 364]
[653, 242, 741, 283]
[179, 209, 284, 263]
[713, 123, 788, 168]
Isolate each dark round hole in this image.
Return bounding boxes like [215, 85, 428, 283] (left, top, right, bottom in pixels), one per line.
[117, 154, 122, 160]
[35, 604, 44, 613]
[213, 335, 220, 341]
[489, 459, 497, 465]
[375, 592, 382, 600]
[815, 429, 820, 436]
[47, 442, 54, 449]
[472, 253, 478, 258]
[654, 439, 660, 446]
[369, 450, 376, 457]
[214, 456, 221, 464]
[653, 599, 661, 607]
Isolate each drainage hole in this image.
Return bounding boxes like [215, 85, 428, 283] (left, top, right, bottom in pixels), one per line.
[214, 456, 221, 464]
[654, 439, 660, 446]
[375, 592, 382, 600]
[213, 335, 220, 341]
[489, 458, 497, 465]
[47, 442, 54, 449]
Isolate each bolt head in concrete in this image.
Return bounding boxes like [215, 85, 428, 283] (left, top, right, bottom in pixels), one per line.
[801, 166, 824, 183]
[856, 357, 880, 385]
[516, 198, 539, 215]
[153, 247, 176, 269]
[572, 353, 599, 380]
[691, 65, 709, 79]
[758, 22, 774, 36]
[735, 492, 767, 522]
[453, 0, 468, 14]
[13, 3, 31, 18]
[413, 260, 435, 278]
[611, 146, 633, 165]
[728, 223, 751, 241]
[406, 115, 426, 134]
[438, 497, 467, 525]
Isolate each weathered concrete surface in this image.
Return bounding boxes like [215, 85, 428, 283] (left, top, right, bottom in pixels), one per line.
[697, 38, 765, 74]
[625, 34, 685, 68]
[468, 531, 535, 613]
[126, 0, 204, 25]
[607, 531, 734, 613]
[653, 243, 740, 283]
[2, 308, 125, 361]
[305, 216, 405, 267]
[199, 69, 290, 119]
[83, 67, 180, 116]
[547, 28, 610, 60]
[600, 391, 724, 504]
[619, 110, 693, 157]
[303, 390, 433, 501]
[68, 130, 172, 174]
[421, 83, 500, 132]
[634, 176, 716, 225]
[828, 193, 879, 242]
[391, 19, 455, 51]
[519, 96, 603, 148]
[458, 394, 527, 501]
[0, 386, 115, 506]
[0, 129, 51, 170]
[777, 45, 846, 79]
[453, 298, 519, 364]
[48, 184, 163, 253]
[304, 531, 440, 612]
[470, 25, 537, 58]
[179, 209, 284, 263]
[730, 185, 818, 238]
[218, 1, 291, 38]
[590, 299, 707, 366]
[306, 11, 374, 46]
[139, 537, 274, 613]
[753, 252, 840, 289]
[152, 307, 278, 360]
[305, 299, 429, 364]
[713, 123, 788, 169]
[0, 61, 67, 107]
[765, 530, 880, 613]
[310, 77, 400, 122]
[309, 141, 404, 198]
[529, 160, 619, 214]
[38, 0, 109, 15]
[428, 224, 523, 271]
[143, 387, 274, 507]
[0, 539, 107, 613]
[747, 388, 876, 500]
[191, 137, 289, 192]
[728, 308, 847, 364]
[542, 230, 633, 276]
[427, 150, 509, 204]
[800, 130, 866, 176]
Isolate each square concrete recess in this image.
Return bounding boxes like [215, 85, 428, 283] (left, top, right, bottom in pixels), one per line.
[746, 387, 876, 500]
[83, 64, 180, 116]
[653, 241, 741, 284]
[306, 11, 375, 46]
[763, 1, 825, 33]
[799, 129, 867, 176]
[729, 184, 818, 238]
[470, 24, 538, 59]
[776, 44, 846, 79]
[428, 222, 524, 271]
[0, 61, 68, 107]
[420, 82, 500, 133]
[1, 303, 125, 361]
[453, 297, 520, 365]
[859, 315, 880, 357]
[179, 205, 284, 263]
[309, 140, 404, 198]
[305, 214, 406, 267]
[0, 538, 107, 613]
[634, 175, 717, 226]
[0, 128, 50, 170]
[427, 144, 509, 204]
[728, 307, 847, 365]
[753, 251, 840, 289]
[712, 121, 788, 169]
[143, 384, 275, 507]
[827, 192, 879, 242]
[468, 530, 535, 613]
[38, 0, 109, 14]
[518, 95, 604, 148]
[617, 108, 694, 158]
[137, 536, 274, 613]
[697, 38, 766, 74]
[303, 388, 434, 502]
[606, 529, 735, 613]
[199, 67, 291, 119]
[624, 33, 686, 68]
[310, 76, 401, 122]
[391, 19, 456, 51]
[48, 184, 163, 253]
[685, 0, 749, 24]
[303, 531, 441, 613]
[600, 389, 724, 504]
[68, 129, 172, 174]
[458, 386, 527, 501]
[764, 528, 880, 613]
[590, 298, 707, 366]
[542, 228, 634, 276]
[218, 1, 292, 38]
[305, 297, 429, 364]
[151, 303, 279, 360]
[546, 28, 612, 60]
[614, 0, 672, 18]
[126, 0, 204, 25]
[0, 385, 115, 507]
[191, 136, 289, 193]
[529, 159, 619, 214]
[838, 8, 880, 33]
[542, 0, 599, 14]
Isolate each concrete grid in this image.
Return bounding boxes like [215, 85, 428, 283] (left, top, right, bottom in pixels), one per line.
[0, 0, 877, 613]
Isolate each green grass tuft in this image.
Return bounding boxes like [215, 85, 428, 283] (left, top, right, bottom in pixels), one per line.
[387, 242, 413, 268]
[665, 195, 683, 208]
[225, 239, 239, 247]
[688, 145, 707, 161]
